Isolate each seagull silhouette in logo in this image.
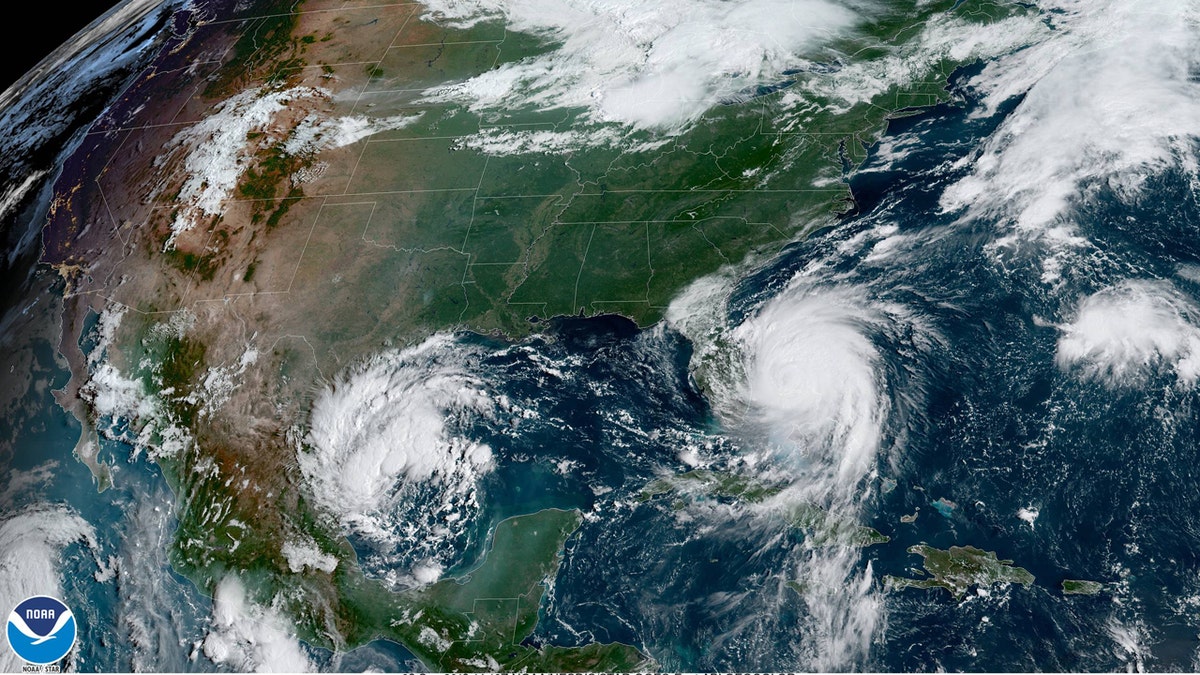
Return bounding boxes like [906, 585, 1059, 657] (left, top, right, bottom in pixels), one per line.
[8, 610, 72, 645]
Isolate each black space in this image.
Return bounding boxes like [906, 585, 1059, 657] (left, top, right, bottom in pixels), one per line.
[0, 5, 116, 94]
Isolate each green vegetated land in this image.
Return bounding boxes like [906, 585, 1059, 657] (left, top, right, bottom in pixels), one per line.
[1062, 579, 1105, 596]
[885, 545, 1035, 598]
[339, 509, 650, 672]
[172, 478, 649, 669]
[307, 0, 1027, 339]
[639, 469, 890, 548]
[98, 0, 1035, 670]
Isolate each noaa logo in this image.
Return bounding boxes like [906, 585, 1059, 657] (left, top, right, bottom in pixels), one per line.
[6, 596, 76, 666]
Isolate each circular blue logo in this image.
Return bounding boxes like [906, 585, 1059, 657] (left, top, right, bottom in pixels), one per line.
[6, 596, 76, 666]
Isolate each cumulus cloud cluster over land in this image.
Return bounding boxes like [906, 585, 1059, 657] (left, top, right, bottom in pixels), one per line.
[161, 87, 423, 249]
[419, 0, 862, 131]
[160, 87, 319, 249]
[202, 576, 313, 673]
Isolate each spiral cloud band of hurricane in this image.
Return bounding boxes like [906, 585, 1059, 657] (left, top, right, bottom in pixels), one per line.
[731, 286, 890, 495]
[300, 334, 496, 584]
